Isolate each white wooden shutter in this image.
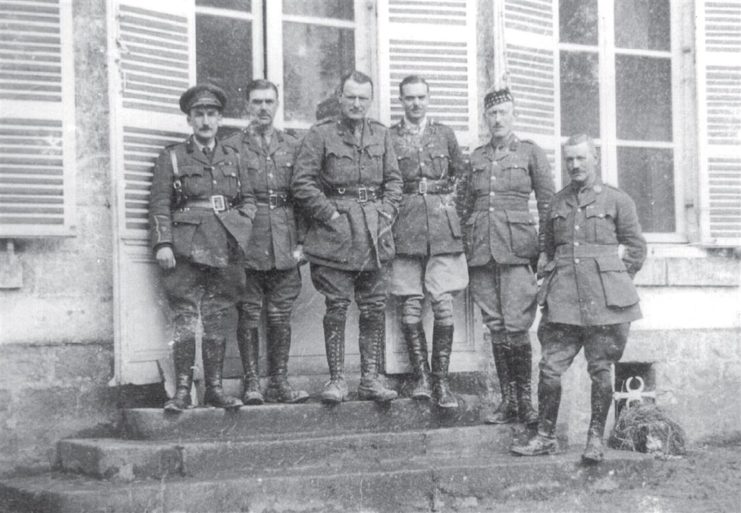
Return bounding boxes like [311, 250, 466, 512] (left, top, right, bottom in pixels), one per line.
[108, 0, 195, 385]
[502, 0, 557, 178]
[377, 0, 478, 148]
[0, 0, 76, 237]
[697, 0, 741, 246]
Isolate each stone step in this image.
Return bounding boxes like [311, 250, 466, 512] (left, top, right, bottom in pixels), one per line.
[0, 451, 654, 513]
[57, 424, 515, 481]
[122, 395, 485, 441]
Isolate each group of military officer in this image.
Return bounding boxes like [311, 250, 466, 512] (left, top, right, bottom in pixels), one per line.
[149, 70, 646, 464]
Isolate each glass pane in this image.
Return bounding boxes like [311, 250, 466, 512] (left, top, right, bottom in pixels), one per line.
[560, 0, 598, 45]
[615, 0, 670, 51]
[196, 0, 251, 11]
[618, 147, 675, 232]
[196, 15, 252, 119]
[560, 51, 600, 138]
[283, 22, 354, 124]
[283, 0, 353, 20]
[616, 55, 672, 141]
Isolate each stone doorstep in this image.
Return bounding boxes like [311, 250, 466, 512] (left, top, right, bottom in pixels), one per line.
[122, 395, 485, 441]
[0, 451, 654, 513]
[58, 424, 516, 481]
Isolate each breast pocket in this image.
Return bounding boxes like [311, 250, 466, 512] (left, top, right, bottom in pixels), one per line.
[365, 143, 385, 177]
[214, 163, 240, 197]
[326, 144, 356, 181]
[550, 208, 569, 245]
[585, 204, 617, 243]
[179, 166, 209, 197]
[504, 165, 531, 192]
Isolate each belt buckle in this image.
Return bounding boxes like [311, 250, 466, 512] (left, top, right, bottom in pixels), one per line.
[210, 195, 226, 213]
[418, 179, 428, 195]
[268, 193, 278, 209]
[357, 187, 368, 203]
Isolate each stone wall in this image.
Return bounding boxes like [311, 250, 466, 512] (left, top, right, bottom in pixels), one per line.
[0, 0, 116, 476]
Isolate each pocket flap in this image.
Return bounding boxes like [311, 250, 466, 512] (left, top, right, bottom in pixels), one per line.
[179, 165, 204, 176]
[596, 255, 627, 272]
[506, 210, 534, 224]
[172, 210, 203, 225]
[585, 204, 606, 218]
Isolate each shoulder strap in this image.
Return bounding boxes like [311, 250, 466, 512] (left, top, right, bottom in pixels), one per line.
[169, 149, 180, 177]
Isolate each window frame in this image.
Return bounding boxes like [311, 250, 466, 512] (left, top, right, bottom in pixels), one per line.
[266, 0, 376, 130]
[557, 0, 690, 243]
[194, 2, 265, 129]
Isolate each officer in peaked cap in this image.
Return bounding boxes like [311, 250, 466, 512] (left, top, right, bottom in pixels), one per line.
[457, 87, 555, 426]
[179, 83, 227, 114]
[150, 83, 256, 412]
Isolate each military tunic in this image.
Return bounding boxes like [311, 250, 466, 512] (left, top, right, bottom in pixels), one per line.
[223, 125, 303, 327]
[149, 136, 256, 335]
[538, 180, 646, 326]
[291, 117, 402, 271]
[458, 134, 555, 333]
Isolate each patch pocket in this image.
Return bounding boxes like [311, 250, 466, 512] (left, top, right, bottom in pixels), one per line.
[506, 210, 538, 259]
[179, 166, 208, 196]
[596, 255, 640, 307]
[585, 204, 616, 242]
[444, 203, 462, 238]
[171, 211, 202, 258]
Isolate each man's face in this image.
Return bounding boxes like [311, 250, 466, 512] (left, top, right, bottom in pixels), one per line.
[247, 87, 278, 130]
[187, 106, 222, 144]
[563, 141, 598, 186]
[339, 79, 373, 121]
[485, 101, 515, 140]
[399, 82, 429, 124]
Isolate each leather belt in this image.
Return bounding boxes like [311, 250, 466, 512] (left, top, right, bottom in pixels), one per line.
[555, 243, 618, 259]
[325, 185, 379, 203]
[403, 178, 452, 195]
[178, 195, 230, 213]
[256, 192, 289, 209]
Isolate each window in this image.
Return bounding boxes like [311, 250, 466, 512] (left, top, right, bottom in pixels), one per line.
[193, 0, 372, 130]
[559, 0, 684, 240]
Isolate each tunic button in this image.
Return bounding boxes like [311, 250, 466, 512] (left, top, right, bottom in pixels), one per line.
[574, 258, 580, 264]
[212, 180, 217, 184]
[491, 176, 496, 180]
[421, 162, 426, 167]
[489, 192, 495, 196]
[266, 157, 271, 161]
[574, 225, 580, 230]
[574, 241, 580, 246]
[489, 207, 494, 212]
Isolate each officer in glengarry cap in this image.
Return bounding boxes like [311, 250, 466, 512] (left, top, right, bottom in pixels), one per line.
[150, 83, 256, 412]
[457, 87, 555, 426]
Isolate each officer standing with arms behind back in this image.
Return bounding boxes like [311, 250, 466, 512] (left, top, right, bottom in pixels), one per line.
[389, 75, 469, 408]
[223, 79, 309, 405]
[292, 71, 403, 404]
[150, 84, 256, 412]
[458, 88, 555, 425]
[511, 134, 646, 463]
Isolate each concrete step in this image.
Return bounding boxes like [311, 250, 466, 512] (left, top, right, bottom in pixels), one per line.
[122, 395, 485, 441]
[58, 424, 515, 481]
[0, 450, 654, 513]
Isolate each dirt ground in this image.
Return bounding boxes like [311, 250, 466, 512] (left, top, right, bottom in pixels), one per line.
[485, 437, 741, 513]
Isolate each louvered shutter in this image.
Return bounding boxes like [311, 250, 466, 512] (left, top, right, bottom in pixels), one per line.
[109, 0, 195, 385]
[697, 0, 741, 246]
[502, 0, 557, 177]
[377, 0, 478, 148]
[0, 0, 76, 237]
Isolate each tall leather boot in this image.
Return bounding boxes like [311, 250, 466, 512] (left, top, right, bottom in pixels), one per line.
[203, 336, 243, 409]
[264, 322, 309, 403]
[509, 334, 539, 426]
[510, 376, 560, 456]
[582, 380, 613, 463]
[357, 312, 398, 402]
[321, 316, 348, 404]
[236, 320, 264, 405]
[402, 322, 432, 400]
[431, 324, 458, 409]
[485, 331, 517, 424]
[164, 336, 196, 412]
